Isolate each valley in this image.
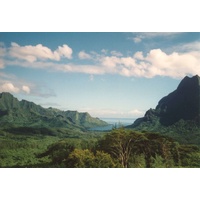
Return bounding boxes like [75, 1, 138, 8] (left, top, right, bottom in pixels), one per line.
[1, 76, 200, 168]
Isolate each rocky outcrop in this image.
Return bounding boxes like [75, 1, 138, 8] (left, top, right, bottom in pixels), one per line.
[129, 75, 200, 129]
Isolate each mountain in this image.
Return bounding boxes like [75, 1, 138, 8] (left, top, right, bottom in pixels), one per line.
[128, 75, 200, 144]
[0, 92, 107, 131]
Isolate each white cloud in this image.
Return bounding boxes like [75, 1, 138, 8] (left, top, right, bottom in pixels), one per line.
[177, 41, 200, 52]
[144, 49, 200, 78]
[101, 56, 120, 68]
[98, 48, 200, 78]
[0, 78, 32, 95]
[78, 51, 92, 59]
[110, 51, 123, 57]
[3, 40, 200, 79]
[134, 51, 144, 60]
[132, 36, 143, 43]
[56, 44, 73, 59]
[0, 82, 19, 93]
[0, 72, 55, 97]
[7, 47, 200, 79]
[128, 109, 144, 116]
[130, 32, 182, 43]
[22, 85, 30, 94]
[0, 59, 4, 68]
[9, 42, 73, 62]
[9, 42, 58, 62]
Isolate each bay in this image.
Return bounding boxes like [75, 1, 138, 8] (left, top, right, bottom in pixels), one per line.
[89, 118, 135, 131]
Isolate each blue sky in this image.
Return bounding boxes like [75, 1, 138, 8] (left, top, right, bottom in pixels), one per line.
[0, 32, 200, 118]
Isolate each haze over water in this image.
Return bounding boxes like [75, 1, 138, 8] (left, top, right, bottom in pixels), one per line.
[90, 118, 136, 131]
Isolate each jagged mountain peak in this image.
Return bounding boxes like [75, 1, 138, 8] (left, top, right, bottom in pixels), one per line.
[0, 92, 16, 101]
[0, 92, 107, 130]
[0, 92, 20, 110]
[130, 75, 200, 129]
[177, 75, 200, 91]
[0, 92, 14, 97]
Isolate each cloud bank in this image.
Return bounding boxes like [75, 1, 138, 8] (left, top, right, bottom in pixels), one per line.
[1, 41, 200, 79]
[79, 108, 144, 118]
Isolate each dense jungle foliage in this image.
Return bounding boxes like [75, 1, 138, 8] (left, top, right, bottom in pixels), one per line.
[1, 128, 200, 168]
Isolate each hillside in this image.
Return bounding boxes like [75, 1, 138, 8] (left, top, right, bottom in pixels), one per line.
[128, 75, 200, 144]
[0, 92, 107, 132]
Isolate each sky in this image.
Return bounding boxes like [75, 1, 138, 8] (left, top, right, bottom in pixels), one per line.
[1, 32, 200, 119]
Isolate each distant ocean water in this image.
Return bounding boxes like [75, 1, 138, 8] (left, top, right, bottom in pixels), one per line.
[89, 118, 135, 131]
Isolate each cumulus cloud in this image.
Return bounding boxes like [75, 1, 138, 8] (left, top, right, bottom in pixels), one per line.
[9, 42, 73, 62]
[134, 51, 144, 60]
[7, 47, 200, 79]
[0, 78, 31, 95]
[0, 71, 56, 98]
[3, 40, 200, 79]
[0, 82, 20, 93]
[101, 56, 120, 68]
[97, 48, 200, 78]
[56, 44, 73, 59]
[78, 51, 92, 59]
[22, 85, 30, 94]
[144, 49, 200, 78]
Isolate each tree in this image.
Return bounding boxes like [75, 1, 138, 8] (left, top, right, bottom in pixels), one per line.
[66, 149, 115, 168]
[93, 151, 115, 168]
[37, 140, 75, 166]
[178, 144, 200, 167]
[139, 133, 180, 168]
[66, 149, 94, 168]
[97, 129, 181, 168]
[97, 128, 143, 168]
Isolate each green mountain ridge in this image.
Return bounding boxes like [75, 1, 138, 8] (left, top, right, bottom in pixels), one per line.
[128, 75, 200, 144]
[0, 92, 107, 131]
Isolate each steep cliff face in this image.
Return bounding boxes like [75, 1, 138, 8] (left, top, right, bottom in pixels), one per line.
[0, 92, 107, 129]
[129, 75, 200, 129]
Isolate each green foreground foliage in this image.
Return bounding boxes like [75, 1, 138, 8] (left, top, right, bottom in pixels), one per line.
[1, 128, 200, 168]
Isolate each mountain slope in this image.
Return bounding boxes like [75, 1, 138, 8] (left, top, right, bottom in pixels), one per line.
[0, 92, 107, 130]
[128, 75, 200, 144]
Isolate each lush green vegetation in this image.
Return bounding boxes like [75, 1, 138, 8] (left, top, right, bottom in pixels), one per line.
[0, 92, 108, 131]
[1, 128, 200, 168]
[1, 89, 200, 168]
